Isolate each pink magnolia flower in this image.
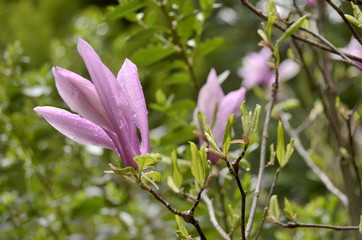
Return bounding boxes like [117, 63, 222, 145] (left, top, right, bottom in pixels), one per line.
[340, 38, 362, 67]
[34, 39, 149, 169]
[304, 0, 316, 7]
[194, 69, 246, 162]
[238, 47, 300, 89]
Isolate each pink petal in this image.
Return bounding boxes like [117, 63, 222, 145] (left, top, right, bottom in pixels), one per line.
[117, 59, 150, 154]
[277, 59, 300, 82]
[77, 38, 139, 167]
[194, 69, 225, 128]
[213, 87, 246, 145]
[34, 106, 116, 150]
[53, 67, 112, 130]
[304, 0, 316, 7]
[341, 38, 362, 67]
[239, 48, 272, 89]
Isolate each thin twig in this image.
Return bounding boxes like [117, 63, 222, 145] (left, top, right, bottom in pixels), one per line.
[201, 192, 231, 240]
[292, 0, 303, 16]
[216, 174, 230, 232]
[254, 168, 282, 240]
[325, 0, 362, 46]
[275, 220, 360, 231]
[238, 0, 362, 70]
[293, 32, 359, 228]
[141, 183, 207, 240]
[245, 66, 280, 239]
[190, 176, 212, 215]
[225, 143, 249, 240]
[280, 114, 348, 206]
[224, 157, 247, 240]
[315, 4, 361, 226]
[346, 113, 362, 195]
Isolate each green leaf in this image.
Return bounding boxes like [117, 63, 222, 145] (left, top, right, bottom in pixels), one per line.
[143, 171, 161, 182]
[269, 143, 276, 166]
[266, 0, 277, 39]
[204, 127, 223, 156]
[171, 150, 183, 189]
[359, 215, 362, 234]
[177, 16, 196, 42]
[175, 215, 189, 238]
[222, 114, 235, 154]
[227, 204, 239, 229]
[250, 104, 261, 135]
[155, 88, 166, 104]
[257, 29, 269, 44]
[196, 37, 225, 56]
[134, 153, 162, 171]
[276, 121, 285, 167]
[275, 98, 300, 111]
[277, 14, 309, 43]
[239, 159, 251, 171]
[269, 195, 280, 220]
[189, 142, 206, 186]
[200, 0, 215, 18]
[284, 197, 294, 221]
[141, 171, 161, 189]
[106, 0, 148, 20]
[199, 144, 208, 172]
[351, 2, 362, 21]
[165, 72, 190, 85]
[283, 138, 294, 167]
[240, 101, 250, 136]
[200, 0, 214, 10]
[345, 14, 361, 27]
[274, 14, 309, 65]
[109, 165, 137, 176]
[197, 111, 207, 135]
[131, 43, 175, 66]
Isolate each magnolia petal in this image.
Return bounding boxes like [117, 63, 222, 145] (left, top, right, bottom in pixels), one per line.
[340, 38, 362, 67]
[117, 59, 150, 154]
[304, 0, 316, 7]
[195, 69, 225, 127]
[53, 67, 112, 130]
[213, 87, 246, 145]
[239, 48, 272, 89]
[77, 38, 139, 166]
[34, 106, 116, 150]
[277, 59, 300, 82]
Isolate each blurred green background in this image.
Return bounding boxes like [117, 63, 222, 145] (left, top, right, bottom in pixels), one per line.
[0, 0, 360, 239]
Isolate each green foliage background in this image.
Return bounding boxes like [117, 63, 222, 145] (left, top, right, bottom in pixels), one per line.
[0, 0, 360, 239]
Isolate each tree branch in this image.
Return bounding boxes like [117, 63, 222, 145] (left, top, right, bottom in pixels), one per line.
[201, 192, 231, 240]
[140, 183, 207, 240]
[275, 220, 360, 231]
[254, 168, 282, 240]
[245, 65, 280, 239]
[280, 114, 349, 206]
[238, 0, 362, 70]
[325, 0, 362, 46]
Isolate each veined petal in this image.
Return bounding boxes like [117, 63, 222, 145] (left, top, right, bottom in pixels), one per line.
[196, 69, 225, 127]
[213, 87, 246, 145]
[34, 106, 116, 150]
[53, 67, 112, 130]
[117, 59, 150, 154]
[77, 38, 139, 166]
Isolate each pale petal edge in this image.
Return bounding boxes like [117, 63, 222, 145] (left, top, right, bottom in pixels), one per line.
[34, 106, 116, 150]
[117, 58, 150, 154]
